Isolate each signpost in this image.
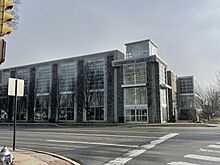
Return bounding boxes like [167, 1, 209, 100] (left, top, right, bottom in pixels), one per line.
[8, 78, 24, 151]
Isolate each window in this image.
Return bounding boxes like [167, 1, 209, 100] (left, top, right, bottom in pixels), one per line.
[59, 62, 76, 93]
[124, 87, 147, 105]
[123, 63, 146, 85]
[86, 58, 105, 121]
[126, 42, 149, 58]
[35, 95, 49, 120]
[180, 95, 194, 109]
[35, 66, 51, 95]
[16, 68, 29, 121]
[179, 78, 193, 94]
[0, 71, 10, 121]
[58, 62, 76, 121]
[87, 58, 104, 90]
[17, 68, 29, 95]
[59, 94, 74, 120]
[35, 66, 51, 121]
[159, 64, 166, 84]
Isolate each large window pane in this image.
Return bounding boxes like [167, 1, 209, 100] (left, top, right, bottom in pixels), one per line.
[59, 62, 76, 93]
[124, 87, 147, 105]
[35, 96, 49, 120]
[124, 88, 135, 105]
[136, 87, 147, 104]
[35, 66, 51, 94]
[85, 58, 104, 121]
[123, 63, 146, 85]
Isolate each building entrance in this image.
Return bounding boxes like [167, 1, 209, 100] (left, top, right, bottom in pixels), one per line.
[124, 106, 148, 123]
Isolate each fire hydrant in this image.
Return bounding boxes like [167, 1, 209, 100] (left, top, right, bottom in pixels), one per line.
[0, 146, 14, 165]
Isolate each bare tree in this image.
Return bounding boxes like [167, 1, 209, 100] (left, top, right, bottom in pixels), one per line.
[216, 72, 220, 88]
[202, 85, 220, 121]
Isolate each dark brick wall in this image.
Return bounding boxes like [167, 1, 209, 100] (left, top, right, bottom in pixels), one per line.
[28, 67, 35, 122]
[117, 66, 124, 122]
[106, 55, 114, 122]
[154, 62, 161, 123]
[50, 64, 58, 122]
[147, 62, 160, 123]
[76, 60, 84, 122]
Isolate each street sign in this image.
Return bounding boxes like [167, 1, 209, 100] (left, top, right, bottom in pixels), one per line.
[17, 79, 24, 96]
[8, 78, 24, 96]
[8, 78, 16, 96]
[7, 78, 24, 151]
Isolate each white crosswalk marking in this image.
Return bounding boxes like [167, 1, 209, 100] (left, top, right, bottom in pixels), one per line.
[200, 148, 220, 154]
[104, 133, 179, 165]
[169, 142, 220, 165]
[167, 162, 200, 165]
[207, 144, 220, 149]
[184, 154, 220, 162]
[105, 158, 132, 165]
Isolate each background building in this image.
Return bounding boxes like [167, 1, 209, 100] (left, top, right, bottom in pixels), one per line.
[177, 76, 203, 121]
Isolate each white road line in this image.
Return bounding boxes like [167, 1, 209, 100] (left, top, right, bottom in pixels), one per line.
[160, 133, 180, 140]
[104, 158, 132, 165]
[3, 131, 157, 139]
[141, 143, 155, 149]
[207, 144, 220, 149]
[141, 133, 179, 149]
[167, 161, 200, 165]
[104, 133, 179, 165]
[200, 148, 220, 154]
[124, 149, 146, 157]
[22, 129, 168, 134]
[47, 140, 139, 148]
[184, 154, 220, 162]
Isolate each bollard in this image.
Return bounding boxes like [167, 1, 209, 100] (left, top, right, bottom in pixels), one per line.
[0, 146, 14, 165]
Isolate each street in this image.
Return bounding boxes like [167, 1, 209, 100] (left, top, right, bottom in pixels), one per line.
[0, 125, 220, 165]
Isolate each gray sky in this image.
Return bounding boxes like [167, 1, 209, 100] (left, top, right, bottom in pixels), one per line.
[1, 0, 220, 86]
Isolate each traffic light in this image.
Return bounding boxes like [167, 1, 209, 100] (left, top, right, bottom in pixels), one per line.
[0, 39, 6, 64]
[0, 0, 15, 36]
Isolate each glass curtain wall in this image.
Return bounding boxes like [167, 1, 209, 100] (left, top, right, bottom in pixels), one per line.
[123, 63, 148, 122]
[86, 58, 104, 121]
[58, 62, 76, 121]
[123, 63, 146, 85]
[35, 66, 51, 121]
[0, 71, 10, 122]
[16, 68, 29, 121]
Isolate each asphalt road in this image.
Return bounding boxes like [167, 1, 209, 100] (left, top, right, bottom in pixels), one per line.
[0, 125, 220, 165]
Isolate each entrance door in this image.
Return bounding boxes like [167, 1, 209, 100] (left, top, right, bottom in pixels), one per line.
[124, 106, 148, 123]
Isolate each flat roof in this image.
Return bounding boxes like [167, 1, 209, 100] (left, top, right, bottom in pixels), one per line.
[1, 50, 123, 70]
[125, 38, 158, 48]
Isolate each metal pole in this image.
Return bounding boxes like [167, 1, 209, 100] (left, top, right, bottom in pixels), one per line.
[13, 79, 17, 151]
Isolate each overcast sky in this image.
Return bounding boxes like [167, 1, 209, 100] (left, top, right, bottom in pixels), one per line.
[1, 0, 220, 87]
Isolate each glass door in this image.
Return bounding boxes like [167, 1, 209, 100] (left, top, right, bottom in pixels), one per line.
[125, 106, 148, 123]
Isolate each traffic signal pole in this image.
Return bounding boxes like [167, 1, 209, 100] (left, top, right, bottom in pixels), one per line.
[13, 79, 17, 151]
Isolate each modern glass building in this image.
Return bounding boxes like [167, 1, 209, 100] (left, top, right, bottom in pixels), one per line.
[177, 76, 203, 120]
[112, 39, 171, 123]
[0, 50, 124, 123]
[0, 39, 201, 123]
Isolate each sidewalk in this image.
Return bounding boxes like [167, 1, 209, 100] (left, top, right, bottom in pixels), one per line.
[2, 148, 80, 165]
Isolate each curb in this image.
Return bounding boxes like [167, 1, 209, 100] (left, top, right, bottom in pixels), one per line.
[18, 147, 81, 165]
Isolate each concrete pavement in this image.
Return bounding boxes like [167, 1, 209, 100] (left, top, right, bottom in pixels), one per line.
[1, 148, 80, 165]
